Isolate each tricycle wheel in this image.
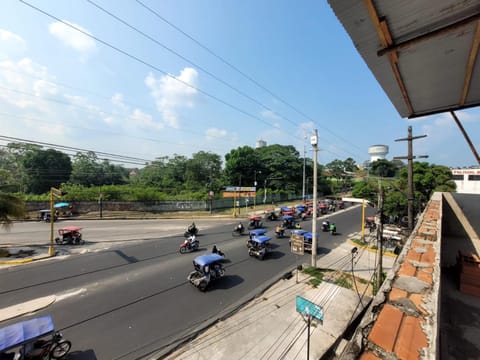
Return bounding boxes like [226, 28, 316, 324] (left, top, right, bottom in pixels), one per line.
[55, 237, 61, 245]
[198, 281, 208, 292]
[51, 340, 71, 358]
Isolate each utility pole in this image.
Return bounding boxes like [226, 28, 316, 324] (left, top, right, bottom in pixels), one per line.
[311, 130, 318, 267]
[394, 126, 428, 231]
[376, 186, 384, 291]
[302, 136, 307, 202]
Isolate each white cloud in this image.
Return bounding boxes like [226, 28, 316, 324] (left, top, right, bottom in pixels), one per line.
[205, 127, 227, 141]
[48, 21, 96, 54]
[130, 108, 163, 130]
[0, 58, 57, 110]
[261, 109, 281, 121]
[111, 93, 127, 110]
[145, 67, 198, 128]
[0, 29, 27, 58]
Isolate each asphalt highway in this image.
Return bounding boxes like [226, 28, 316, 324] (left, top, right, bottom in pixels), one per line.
[0, 205, 370, 359]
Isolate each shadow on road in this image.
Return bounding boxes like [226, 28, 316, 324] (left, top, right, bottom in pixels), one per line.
[214, 275, 244, 290]
[66, 349, 98, 360]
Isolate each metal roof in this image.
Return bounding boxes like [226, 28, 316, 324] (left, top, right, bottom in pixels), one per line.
[328, 0, 480, 118]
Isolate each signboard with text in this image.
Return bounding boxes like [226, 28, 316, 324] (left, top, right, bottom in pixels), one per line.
[290, 234, 305, 255]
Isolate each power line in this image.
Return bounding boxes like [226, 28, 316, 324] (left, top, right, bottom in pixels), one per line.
[135, 0, 365, 154]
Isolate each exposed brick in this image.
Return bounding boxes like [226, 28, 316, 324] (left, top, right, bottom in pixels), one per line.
[390, 287, 408, 301]
[395, 316, 428, 360]
[406, 249, 421, 262]
[398, 261, 416, 277]
[416, 268, 433, 285]
[420, 245, 435, 265]
[368, 304, 403, 352]
[409, 294, 428, 315]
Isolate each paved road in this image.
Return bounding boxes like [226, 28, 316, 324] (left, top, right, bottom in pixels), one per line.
[0, 205, 370, 359]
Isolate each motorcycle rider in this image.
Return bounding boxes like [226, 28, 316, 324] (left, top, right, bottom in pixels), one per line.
[187, 234, 197, 248]
[188, 222, 197, 235]
[322, 219, 330, 231]
[330, 222, 337, 235]
[275, 224, 285, 237]
[236, 222, 244, 233]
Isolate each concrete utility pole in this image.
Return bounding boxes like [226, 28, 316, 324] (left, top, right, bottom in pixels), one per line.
[394, 126, 428, 231]
[311, 130, 318, 267]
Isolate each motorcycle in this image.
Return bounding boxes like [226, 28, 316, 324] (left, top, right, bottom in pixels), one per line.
[179, 235, 199, 253]
[232, 223, 246, 236]
[184, 224, 199, 238]
[321, 221, 330, 232]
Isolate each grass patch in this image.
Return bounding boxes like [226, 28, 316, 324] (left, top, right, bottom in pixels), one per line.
[0, 248, 10, 258]
[303, 267, 325, 288]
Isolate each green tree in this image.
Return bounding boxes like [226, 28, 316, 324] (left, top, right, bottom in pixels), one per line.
[369, 159, 399, 177]
[0, 192, 25, 229]
[185, 151, 223, 193]
[22, 148, 72, 194]
[352, 180, 377, 203]
[224, 146, 261, 186]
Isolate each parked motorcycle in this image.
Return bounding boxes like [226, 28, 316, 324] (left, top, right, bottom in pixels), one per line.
[179, 235, 199, 253]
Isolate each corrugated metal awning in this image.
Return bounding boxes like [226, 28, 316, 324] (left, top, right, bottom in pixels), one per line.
[328, 0, 480, 118]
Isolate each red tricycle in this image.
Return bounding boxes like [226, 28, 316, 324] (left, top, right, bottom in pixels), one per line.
[55, 226, 84, 245]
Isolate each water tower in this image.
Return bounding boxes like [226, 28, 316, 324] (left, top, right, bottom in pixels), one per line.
[256, 139, 267, 148]
[368, 144, 389, 162]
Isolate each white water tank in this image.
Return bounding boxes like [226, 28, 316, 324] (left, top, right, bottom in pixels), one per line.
[368, 145, 389, 162]
[256, 139, 267, 148]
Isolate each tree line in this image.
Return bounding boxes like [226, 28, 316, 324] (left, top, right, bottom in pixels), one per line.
[0, 142, 456, 225]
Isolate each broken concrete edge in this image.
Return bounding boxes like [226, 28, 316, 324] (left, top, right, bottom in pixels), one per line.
[0, 295, 57, 323]
[347, 239, 398, 258]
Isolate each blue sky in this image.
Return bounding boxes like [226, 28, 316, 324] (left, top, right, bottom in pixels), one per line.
[1, 0, 479, 168]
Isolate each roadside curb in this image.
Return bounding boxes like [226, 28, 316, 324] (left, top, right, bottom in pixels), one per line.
[0, 254, 52, 265]
[0, 295, 56, 322]
[348, 239, 398, 258]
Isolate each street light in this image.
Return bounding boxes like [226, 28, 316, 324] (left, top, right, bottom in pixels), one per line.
[264, 177, 281, 204]
[254, 170, 261, 210]
[49, 187, 67, 256]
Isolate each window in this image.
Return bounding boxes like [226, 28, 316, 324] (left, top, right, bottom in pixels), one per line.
[452, 175, 464, 180]
[468, 175, 480, 181]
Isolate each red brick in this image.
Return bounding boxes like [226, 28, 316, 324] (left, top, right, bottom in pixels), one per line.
[406, 249, 421, 262]
[368, 304, 403, 352]
[420, 245, 435, 265]
[395, 316, 428, 360]
[398, 261, 416, 277]
[360, 351, 382, 360]
[409, 294, 428, 315]
[416, 268, 433, 285]
[390, 287, 408, 301]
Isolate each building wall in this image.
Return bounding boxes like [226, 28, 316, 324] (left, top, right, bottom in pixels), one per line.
[451, 168, 480, 194]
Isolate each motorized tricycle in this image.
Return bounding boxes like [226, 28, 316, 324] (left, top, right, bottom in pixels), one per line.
[279, 206, 294, 216]
[248, 235, 271, 260]
[55, 226, 84, 245]
[247, 229, 267, 247]
[281, 215, 295, 229]
[187, 253, 225, 291]
[247, 215, 263, 229]
[37, 210, 57, 223]
[0, 315, 71, 360]
[319, 202, 328, 215]
[264, 208, 278, 221]
[179, 235, 199, 254]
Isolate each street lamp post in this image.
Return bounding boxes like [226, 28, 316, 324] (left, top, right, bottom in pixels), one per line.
[49, 187, 67, 256]
[311, 130, 318, 268]
[254, 170, 261, 210]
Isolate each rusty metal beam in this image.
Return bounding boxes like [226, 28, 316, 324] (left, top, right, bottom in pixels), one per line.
[364, 0, 413, 115]
[378, 12, 480, 57]
[450, 111, 480, 165]
[460, 20, 480, 106]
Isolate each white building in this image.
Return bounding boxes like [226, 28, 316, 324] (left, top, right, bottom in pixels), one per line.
[451, 168, 480, 194]
[256, 139, 267, 148]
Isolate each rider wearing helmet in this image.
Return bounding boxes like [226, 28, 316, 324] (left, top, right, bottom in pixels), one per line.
[212, 244, 218, 254]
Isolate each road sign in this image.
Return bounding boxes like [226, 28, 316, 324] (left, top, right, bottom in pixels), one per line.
[290, 234, 305, 255]
[296, 296, 323, 322]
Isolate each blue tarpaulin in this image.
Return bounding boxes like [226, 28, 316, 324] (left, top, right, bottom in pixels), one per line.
[0, 315, 54, 351]
[54, 202, 69, 208]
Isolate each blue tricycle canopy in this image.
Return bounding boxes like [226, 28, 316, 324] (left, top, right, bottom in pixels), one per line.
[0, 315, 54, 351]
[251, 235, 271, 244]
[193, 253, 224, 267]
[54, 202, 70, 208]
[249, 229, 267, 236]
